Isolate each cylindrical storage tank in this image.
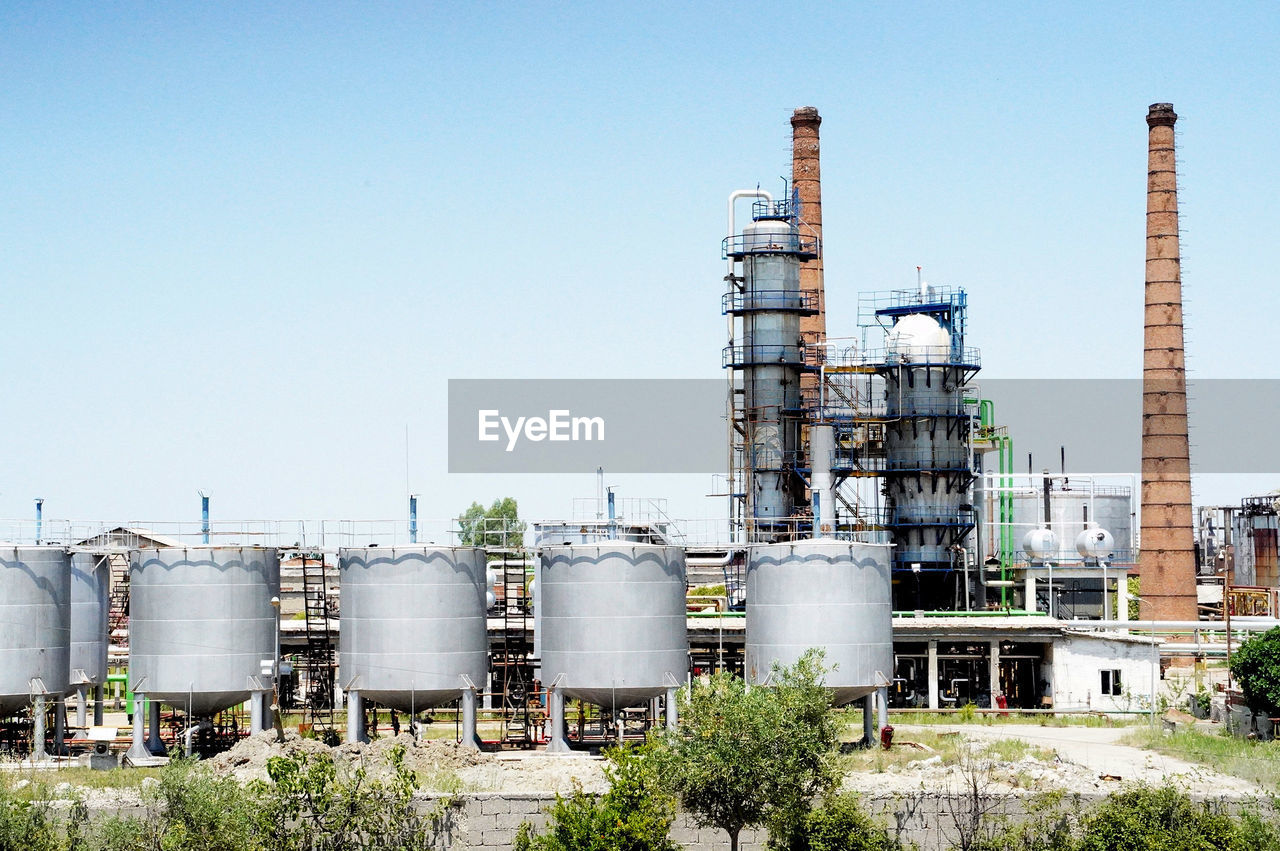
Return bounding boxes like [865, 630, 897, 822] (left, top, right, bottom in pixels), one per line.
[128, 547, 280, 716]
[69, 553, 111, 688]
[1011, 489, 1134, 563]
[0, 547, 72, 715]
[339, 546, 488, 712]
[539, 543, 688, 711]
[746, 540, 893, 706]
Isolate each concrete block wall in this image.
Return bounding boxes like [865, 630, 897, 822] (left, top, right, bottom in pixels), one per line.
[424, 791, 1089, 851]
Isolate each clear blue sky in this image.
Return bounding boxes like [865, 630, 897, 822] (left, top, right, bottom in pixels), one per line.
[2, 2, 1276, 529]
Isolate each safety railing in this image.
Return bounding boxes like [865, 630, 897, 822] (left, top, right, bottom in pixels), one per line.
[721, 289, 819, 315]
[722, 231, 819, 259]
[723, 344, 815, 369]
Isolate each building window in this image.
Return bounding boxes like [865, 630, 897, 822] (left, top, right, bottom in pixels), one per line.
[1100, 669, 1123, 696]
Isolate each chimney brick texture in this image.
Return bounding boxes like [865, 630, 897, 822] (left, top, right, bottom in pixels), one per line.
[1139, 102, 1198, 624]
[792, 107, 825, 349]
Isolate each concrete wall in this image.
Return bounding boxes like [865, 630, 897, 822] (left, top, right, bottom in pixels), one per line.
[1050, 632, 1158, 712]
[427, 791, 1104, 851]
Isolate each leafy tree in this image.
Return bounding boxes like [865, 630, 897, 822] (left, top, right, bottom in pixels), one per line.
[658, 650, 839, 851]
[515, 742, 678, 851]
[1229, 626, 1280, 717]
[458, 497, 526, 550]
[770, 791, 902, 851]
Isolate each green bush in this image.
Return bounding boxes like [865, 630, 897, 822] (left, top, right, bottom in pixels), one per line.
[254, 744, 447, 851]
[769, 791, 902, 851]
[143, 756, 263, 851]
[0, 783, 59, 851]
[515, 741, 678, 851]
[1075, 785, 1240, 851]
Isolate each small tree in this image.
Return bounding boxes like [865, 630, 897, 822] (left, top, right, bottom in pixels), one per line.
[458, 497, 526, 550]
[659, 650, 839, 851]
[515, 742, 678, 851]
[1230, 626, 1280, 717]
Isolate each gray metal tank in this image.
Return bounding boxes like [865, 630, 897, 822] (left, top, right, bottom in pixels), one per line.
[539, 543, 688, 711]
[339, 546, 489, 712]
[746, 539, 893, 706]
[69, 553, 111, 688]
[0, 547, 71, 715]
[128, 547, 280, 716]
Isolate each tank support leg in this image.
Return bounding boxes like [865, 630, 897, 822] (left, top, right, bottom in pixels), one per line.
[146, 699, 165, 755]
[249, 691, 272, 735]
[53, 699, 66, 756]
[877, 686, 889, 734]
[863, 693, 875, 745]
[665, 687, 678, 731]
[126, 694, 150, 762]
[31, 694, 48, 762]
[460, 687, 481, 750]
[93, 685, 104, 727]
[347, 691, 367, 744]
[546, 686, 570, 753]
[76, 686, 88, 729]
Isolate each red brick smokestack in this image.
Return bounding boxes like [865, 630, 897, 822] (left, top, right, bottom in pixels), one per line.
[1139, 102, 1198, 623]
[791, 107, 825, 348]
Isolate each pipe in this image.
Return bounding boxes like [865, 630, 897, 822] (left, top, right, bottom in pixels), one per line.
[93, 684, 104, 726]
[200, 493, 210, 544]
[725, 189, 774, 543]
[34, 499, 43, 545]
[726, 189, 774, 274]
[811, 424, 835, 536]
[409, 494, 418, 543]
[607, 488, 616, 539]
[665, 686, 678, 731]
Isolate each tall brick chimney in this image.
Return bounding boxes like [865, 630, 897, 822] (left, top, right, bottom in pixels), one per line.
[791, 107, 825, 348]
[1139, 102, 1198, 623]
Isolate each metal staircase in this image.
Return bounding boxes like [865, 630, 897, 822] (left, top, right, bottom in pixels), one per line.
[300, 553, 336, 734]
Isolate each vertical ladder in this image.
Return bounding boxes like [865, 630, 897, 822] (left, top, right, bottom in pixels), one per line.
[301, 554, 335, 732]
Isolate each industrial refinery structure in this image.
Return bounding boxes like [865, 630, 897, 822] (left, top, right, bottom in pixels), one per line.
[1, 102, 1271, 763]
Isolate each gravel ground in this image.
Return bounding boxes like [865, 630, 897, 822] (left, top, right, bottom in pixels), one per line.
[207, 731, 486, 785]
[857, 723, 1263, 799]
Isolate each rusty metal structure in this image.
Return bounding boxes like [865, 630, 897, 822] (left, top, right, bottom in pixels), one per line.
[1138, 102, 1198, 623]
